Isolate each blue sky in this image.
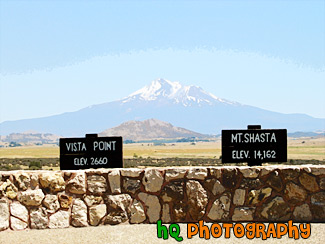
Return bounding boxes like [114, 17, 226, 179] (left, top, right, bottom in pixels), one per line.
[0, 0, 324, 123]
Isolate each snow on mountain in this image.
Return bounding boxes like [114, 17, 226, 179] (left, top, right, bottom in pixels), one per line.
[122, 78, 236, 106]
[0, 78, 324, 137]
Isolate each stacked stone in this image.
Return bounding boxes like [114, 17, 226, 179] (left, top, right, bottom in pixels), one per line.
[0, 166, 324, 231]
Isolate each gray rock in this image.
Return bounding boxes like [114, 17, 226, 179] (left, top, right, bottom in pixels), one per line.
[209, 168, 222, 179]
[207, 192, 231, 221]
[266, 171, 283, 192]
[105, 194, 132, 225]
[311, 191, 325, 205]
[43, 194, 60, 213]
[310, 192, 325, 220]
[105, 211, 128, 225]
[66, 173, 86, 194]
[10, 202, 28, 222]
[222, 168, 240, 188]
[0, 179, 18, 199]
[87, 175, 107, 194]
[89, 204, 107, 226]
[203, 178, 216, 193]
[204, 179, 225, 195]
[284, 182, 307, 203]
[212, 180, 225, 195]
[260, 167, 278, 177]
[14, 172, 30, 190]
[10, 216, 27, 230]
[165, 169, 187, 182]
[320, 177, 325, 190]
[71, 199, 88, 227]
[30, 173, 39, 189]
[186, 180, 208, 220]
[0, 198, 9, 231]
[18, 189, 45, 206]
[161, 180, 184, 202]
[299, 173, 320, 192]
[240, 178, 263, 189]
[122, 178, 141, 194]
[138, 192, 161, 223]
[106, 194, 132, 210]
[58, 194, 73, 209]
[187, 168, 208, 180]
[282, 168, 300, 183]
[232, 207, 255, 221]
[108, 169, 121, 194]
[310, 167, 325, 176]
[83, 195, 103, 207]
[261, 196, 291, 221]
[161, 204, 171, 223]
[172, 200, 187, 222]
[248, 188, 272, 205]
[30, 207, 48, 229]
[39, 172, 65, 192]
[293, 204, 312, 221]
[121, 169, 143, 178]
[233, 189, 245, 206]
[130, 199, 146, 224]
[142, 169, 164, 193]
[240, 167, 260, 178]
[49, 210, 70, 229]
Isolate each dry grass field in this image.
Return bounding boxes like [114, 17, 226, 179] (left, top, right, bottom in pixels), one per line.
[287, 137, 325, 160]
[123, 141, 221, 159]
[0, 144, 59, 158]
[0, 137, 324, 161]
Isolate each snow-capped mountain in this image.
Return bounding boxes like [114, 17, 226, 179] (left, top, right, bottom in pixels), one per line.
[0, 78, 324, 136]
[122, 78, 235, 106]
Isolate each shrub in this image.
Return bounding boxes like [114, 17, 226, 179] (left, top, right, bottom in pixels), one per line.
[29, 161, 41, 169]
[29, 166, 41, 170]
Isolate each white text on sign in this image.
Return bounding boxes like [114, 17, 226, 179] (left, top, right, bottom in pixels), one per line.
[231, 150, 277, 160]
[65, 141, 116, 152]
[231, 133, 276, 143]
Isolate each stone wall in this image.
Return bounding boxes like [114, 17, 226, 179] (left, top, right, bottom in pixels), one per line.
[0, 165, 324, 231]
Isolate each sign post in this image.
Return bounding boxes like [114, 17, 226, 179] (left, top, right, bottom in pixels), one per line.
[222, 126, 287, 166]
[60, 134, 123, 170]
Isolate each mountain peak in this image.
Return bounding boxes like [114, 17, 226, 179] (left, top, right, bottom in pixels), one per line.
[128, 78, 181, 101]
[123, 78, 235, 106]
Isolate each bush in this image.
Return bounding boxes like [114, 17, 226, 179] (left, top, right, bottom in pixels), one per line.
[29, 161, 41, 169]
[29, 166, 42, 170]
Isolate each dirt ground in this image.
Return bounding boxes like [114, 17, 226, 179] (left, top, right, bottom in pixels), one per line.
[0, 223, 324, 244]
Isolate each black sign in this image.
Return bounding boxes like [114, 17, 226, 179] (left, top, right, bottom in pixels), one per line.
[222, 127, 287, 165]
[60, 134, 123, 170]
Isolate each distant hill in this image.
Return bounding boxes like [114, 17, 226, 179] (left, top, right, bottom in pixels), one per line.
[287, 131, 325, 138]
[0, 131, 60, 144]
[99, 118, 208, 141]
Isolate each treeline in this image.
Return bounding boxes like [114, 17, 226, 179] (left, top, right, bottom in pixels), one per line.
[0, 158, 59, 171]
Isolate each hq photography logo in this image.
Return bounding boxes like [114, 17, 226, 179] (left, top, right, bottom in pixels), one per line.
[156, 220, 311, 241]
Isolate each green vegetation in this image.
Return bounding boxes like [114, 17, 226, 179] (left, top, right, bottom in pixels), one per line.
[29, 161, 42, 170]
[0, 158, 59, 171]
[9, 141, 22, 147]
[0, 157, 323, 171]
